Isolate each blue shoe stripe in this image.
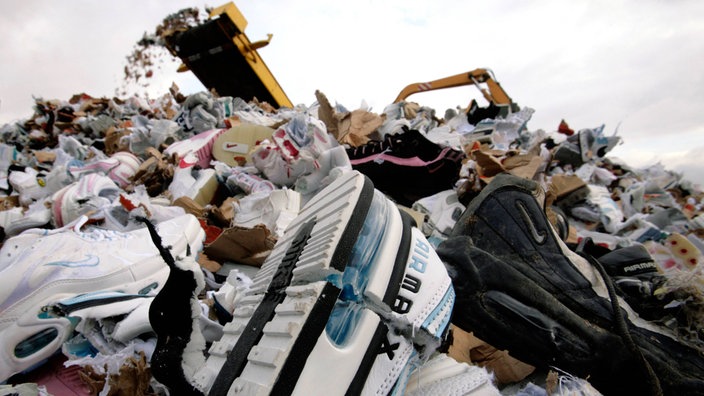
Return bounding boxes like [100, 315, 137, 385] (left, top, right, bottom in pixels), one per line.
[422, 286, 455, 338]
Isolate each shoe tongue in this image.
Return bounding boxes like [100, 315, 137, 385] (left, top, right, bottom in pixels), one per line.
[598, 244, 659, 277]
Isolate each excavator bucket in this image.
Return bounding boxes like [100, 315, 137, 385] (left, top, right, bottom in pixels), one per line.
[164, 2, 293, 108]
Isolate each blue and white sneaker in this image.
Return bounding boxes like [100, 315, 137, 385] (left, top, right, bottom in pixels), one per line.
[150, 170, 455, 395]
[0, 214, 205, 382]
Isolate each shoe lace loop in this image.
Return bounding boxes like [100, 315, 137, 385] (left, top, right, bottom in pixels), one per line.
[351, 129, 406, 158]
[72, 215, 129, 241]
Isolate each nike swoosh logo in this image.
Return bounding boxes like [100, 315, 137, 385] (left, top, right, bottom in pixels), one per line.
[222, 142, 249, 153]
[45, 254, 100, 268]
[23, 255, 98, 294]
[515, 200, 546, 244]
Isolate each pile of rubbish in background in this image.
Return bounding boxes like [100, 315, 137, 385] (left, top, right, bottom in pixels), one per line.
[1, 3, 703, 396]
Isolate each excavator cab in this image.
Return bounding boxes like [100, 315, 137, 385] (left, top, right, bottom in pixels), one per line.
[393, 68, 519, 120]
[163, 2, 293, 108]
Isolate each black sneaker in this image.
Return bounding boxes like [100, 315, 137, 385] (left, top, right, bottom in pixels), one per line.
[584, 243, 672, 322]
[346, 127, 465, 206]
[437, 172, 704, 395]
[588, 242, 704, 352]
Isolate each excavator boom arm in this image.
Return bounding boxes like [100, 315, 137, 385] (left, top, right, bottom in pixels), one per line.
[393, 68, 513, 107]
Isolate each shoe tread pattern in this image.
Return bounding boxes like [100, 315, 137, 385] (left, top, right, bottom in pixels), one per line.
[194, 172, 371, 395]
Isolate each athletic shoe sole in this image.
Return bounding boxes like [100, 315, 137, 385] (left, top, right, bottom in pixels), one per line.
[190, 170, 454, 395]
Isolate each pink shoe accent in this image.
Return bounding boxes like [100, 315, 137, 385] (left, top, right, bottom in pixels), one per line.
[164, 128, 226, 169]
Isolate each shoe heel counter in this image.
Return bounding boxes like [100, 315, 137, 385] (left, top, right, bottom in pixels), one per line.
[0, 315, 72, 382]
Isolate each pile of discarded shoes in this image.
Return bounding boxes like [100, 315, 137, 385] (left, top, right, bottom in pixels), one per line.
[1, 86, 703, 396]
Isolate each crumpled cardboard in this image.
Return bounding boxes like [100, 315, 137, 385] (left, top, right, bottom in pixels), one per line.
[251, 97, 277, 114]
[470, 145, 543, 182]
[188, 169, 219, 207]
[503, 152, 544, 180]
[550, 174, 587, 199]
[78, 351, 154, 396]
[315, 90, 384, 147]
[172, 196, 207, 218]
[129, 148, 172, 197]
[212, 196, 238, 227]
[104, 126, 132, 156]
[472, 148, 505, 178]
[203, 224, 277, 267]
[0, 195, 20, 211]
[401, 102, 421, 119]
[32, 150, 57, 164]
[448, 325, 535, 386]
[397, 204, 427, 230]
[198, 253, 224, 273]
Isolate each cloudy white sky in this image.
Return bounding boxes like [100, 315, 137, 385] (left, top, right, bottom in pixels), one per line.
[1, 0, 703, 186]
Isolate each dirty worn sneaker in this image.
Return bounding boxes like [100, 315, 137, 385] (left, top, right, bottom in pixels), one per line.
[150, 170, 455, 395]
[588, 241, 704, 355]
[346, 127, 465, 206]
[0, 213, 205, 382]
[437, 172, 704, 395]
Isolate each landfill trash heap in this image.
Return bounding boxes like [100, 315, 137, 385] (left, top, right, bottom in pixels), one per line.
[0, 85, 703, 396]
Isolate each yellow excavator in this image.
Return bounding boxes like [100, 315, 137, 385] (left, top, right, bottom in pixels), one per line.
[394, 68, 519, 116]
[164, 2, 518, 116]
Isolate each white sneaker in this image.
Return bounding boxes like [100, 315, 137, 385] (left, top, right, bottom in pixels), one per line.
[233, 189, 301, 238]
[68, 151, 141, 189]
[225, 168, 275, 195]
[0, 213, 205, 381]
[50, 173, 121, 228]
[8, 167, 48, 206]
[412, 189, 466, 248]
[0, 143, 18, 191]
[164, 128, 226, 170]
[404, 353, 500, 396]
[294, 145, 352, 200]
[168, 154, 218, 205]
[252, 114, 337, 187]
[3, 198, 52, 237]
[150, 170, 455, 395]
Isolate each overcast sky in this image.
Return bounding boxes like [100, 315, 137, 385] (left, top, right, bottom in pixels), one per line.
[1, 0, 703, 186]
